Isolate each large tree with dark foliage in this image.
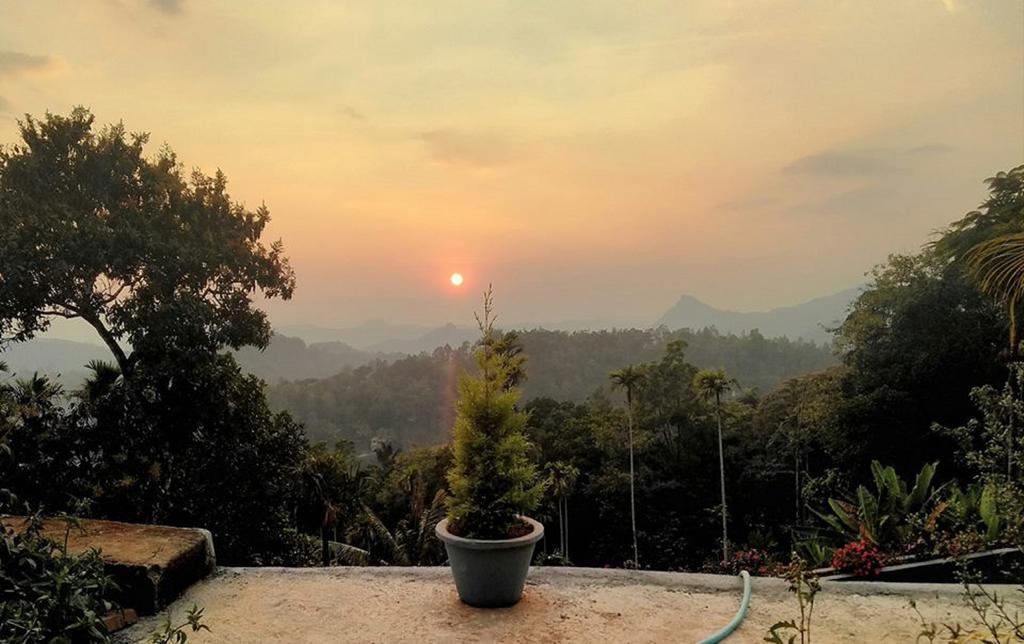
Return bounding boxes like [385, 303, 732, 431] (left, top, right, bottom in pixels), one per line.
[0, 108, 295, 375]
[0, 109, 308, 565]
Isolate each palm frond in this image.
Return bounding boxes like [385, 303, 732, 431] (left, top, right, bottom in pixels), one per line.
[328, 541, 371, 566]
[966, 232, 1024, 347]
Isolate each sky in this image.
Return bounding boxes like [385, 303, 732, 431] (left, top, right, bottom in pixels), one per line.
[1, 0, 1022, 331]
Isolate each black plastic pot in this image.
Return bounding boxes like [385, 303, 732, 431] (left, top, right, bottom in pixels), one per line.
[435, 516, 544, 607]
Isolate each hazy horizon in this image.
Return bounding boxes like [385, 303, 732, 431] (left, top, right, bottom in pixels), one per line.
[31, 285, 861, 347]
[2, 1, 1021, 330]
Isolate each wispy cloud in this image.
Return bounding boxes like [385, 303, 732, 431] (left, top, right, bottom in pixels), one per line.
[0, 51, 58, 77]
[784, 151, 898, 177]
[417, 130, 516, 168]
[340, 105, 366, 120]
[149, 0, 184, 15]
[784, 143, 953, 178]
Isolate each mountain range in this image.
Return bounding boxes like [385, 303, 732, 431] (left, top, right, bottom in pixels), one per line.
[1, 287, 858, 384]
[657, 287, 859, 344]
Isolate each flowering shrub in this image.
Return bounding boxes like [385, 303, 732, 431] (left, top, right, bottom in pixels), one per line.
[935, 530, 987, 558]
[831, 540, 886, 577]
[720, 548, 783, 576]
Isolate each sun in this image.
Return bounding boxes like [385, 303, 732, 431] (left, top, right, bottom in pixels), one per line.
[450, 272, 464, 287]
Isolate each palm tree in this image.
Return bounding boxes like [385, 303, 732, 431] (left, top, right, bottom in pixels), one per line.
[966, 232, 1024, 352]
[609, 365, 646, 568]
[544, 461, 579, 562]
[340, 479, 448, 566]
[298, 445, 368, 566]
[11, 373, 63, 419]
[693, 368, 737, 562]
[77, 360, 121, 403]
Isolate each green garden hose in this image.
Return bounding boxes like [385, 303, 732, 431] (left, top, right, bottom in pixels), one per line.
[697, 570, 752, 643]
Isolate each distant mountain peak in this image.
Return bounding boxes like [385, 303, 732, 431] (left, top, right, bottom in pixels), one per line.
[657, 287, 860, 343]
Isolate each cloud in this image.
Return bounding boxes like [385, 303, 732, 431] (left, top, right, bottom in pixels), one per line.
[149, 0, 184, 14]
[784, 143, 953, 178]
[417, 130, 516, 168]
[340, 105, 366, 120]
[784, 151, 898, 177]
[0, 51, 57, 77]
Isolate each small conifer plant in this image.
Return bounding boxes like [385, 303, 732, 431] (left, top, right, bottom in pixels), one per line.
[445, 286, 543, 539]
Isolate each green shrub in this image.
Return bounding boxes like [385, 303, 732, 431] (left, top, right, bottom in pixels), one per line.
[0, 513, 115, 643]
[1, 355, 312, 567]
[445, 289, 543, 539]
[813, 461, 944, 551]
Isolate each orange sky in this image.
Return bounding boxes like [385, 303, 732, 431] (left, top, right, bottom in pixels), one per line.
[1, 1, 1022, 329]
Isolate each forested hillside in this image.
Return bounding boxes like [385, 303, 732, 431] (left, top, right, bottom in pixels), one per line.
[268, 327, 835, 448]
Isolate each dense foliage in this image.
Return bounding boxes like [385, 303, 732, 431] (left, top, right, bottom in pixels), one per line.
[268, 327, 834, 450]
[0, 355, 309, 566]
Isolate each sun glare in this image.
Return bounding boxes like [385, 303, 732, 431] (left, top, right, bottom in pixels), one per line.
[450, 272, 464, 287]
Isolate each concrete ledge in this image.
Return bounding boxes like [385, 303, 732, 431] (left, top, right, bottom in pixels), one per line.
[117, 566, 999, 642]
[3, 517, 215, 614]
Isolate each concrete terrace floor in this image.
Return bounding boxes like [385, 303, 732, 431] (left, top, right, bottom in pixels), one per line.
[117, 567, 997, 643]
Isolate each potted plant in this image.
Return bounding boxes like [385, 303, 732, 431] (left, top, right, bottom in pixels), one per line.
[436, 287, 544, 607]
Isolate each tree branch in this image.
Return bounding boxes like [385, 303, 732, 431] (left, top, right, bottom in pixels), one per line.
[78, 309, 132, 376]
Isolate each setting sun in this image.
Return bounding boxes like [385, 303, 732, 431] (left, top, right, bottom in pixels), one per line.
[450, 272, 464, 287]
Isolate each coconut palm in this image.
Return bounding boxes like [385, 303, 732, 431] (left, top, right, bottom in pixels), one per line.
[693, 368, 737, 562]
[609, 365, 646, 568]
[340, 481, 448, 566]
[544, 461, 579, 562]
[966, 232, 1024, 351]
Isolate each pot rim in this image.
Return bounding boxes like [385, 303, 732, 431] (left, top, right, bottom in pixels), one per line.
[436, 515, 544, 551]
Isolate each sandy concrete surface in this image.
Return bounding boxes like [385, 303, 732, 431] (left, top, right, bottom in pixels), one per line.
[117, 567, 1000, 643]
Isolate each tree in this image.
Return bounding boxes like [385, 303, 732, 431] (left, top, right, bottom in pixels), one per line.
[445, 287, 543, 539]
[544, 461, 579, 561]
[834, 252, 1005, 474]
[0, 108, 295, 375]
[298, 443, 368, 566]
[81, 353, 310, 565]
[936, 362, 1024, 483]
[949, 165, 1024, 350]
[694, 368, 736, 561]
[933, 165, 1024, 263]
[609, 364, 646, 568]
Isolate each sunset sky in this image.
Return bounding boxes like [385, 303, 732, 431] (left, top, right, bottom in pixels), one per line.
[1, 1, 1022, 330]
